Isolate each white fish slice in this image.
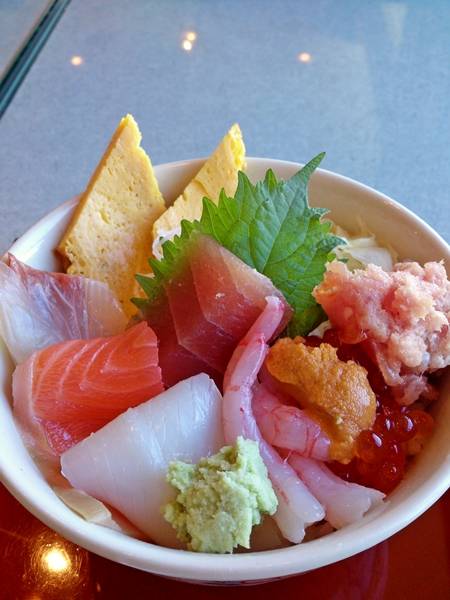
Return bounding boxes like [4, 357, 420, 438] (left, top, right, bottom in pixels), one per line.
[61, 373, 224, 548]
[0, 254, 127, 364]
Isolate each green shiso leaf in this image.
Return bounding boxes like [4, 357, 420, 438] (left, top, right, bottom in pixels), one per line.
[133, 153, 344, 336]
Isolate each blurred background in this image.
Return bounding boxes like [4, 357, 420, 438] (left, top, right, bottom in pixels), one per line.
[1, 0, 449, 254]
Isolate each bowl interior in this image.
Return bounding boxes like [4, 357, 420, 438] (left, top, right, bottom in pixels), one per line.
[1, 158, 449, 583]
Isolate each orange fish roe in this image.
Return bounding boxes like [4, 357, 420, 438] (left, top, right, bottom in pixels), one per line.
[265, 337, 376, 463]
[309, 328, 435, 493]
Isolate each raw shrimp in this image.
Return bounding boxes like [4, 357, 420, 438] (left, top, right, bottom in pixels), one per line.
[223, 296, 325, 543]
[253, 385, 331, 460]
[222, 294, 287, 391]
[289, 454, 384, 529]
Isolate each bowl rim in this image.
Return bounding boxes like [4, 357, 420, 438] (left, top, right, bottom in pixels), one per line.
[1, 156, 450, 583]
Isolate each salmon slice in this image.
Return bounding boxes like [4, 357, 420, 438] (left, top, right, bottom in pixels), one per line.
[12, 322, 163, 462]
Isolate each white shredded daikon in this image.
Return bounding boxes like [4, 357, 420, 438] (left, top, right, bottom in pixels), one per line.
[309, 320, 332, 338]
[333, 224, 397, 271]
[53, 486, 143, 538]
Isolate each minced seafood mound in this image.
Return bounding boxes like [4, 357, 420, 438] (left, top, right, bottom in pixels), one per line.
[313, 260, 450, 404]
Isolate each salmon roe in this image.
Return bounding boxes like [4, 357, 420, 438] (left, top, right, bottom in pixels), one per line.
[305, 328, 434, 493]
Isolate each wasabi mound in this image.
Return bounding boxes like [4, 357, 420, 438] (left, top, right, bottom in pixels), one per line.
[163, 437, 278, 553]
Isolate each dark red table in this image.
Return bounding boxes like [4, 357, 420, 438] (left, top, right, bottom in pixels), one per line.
[1, 484, 448, 599]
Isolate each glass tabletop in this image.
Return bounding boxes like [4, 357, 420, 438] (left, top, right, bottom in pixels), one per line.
[0, 1, 449, 597]
[0, 0, 50, 77]
[0, 0, 449, 253]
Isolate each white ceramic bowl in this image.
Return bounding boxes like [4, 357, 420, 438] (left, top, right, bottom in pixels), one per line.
[1, 158, 449, 584]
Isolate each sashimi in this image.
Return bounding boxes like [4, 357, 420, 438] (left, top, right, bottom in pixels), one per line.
[166, 259, 235, 372]
[0, 254, 127, 363]
[222, 296, 325, 543]
[289, 454, 384, 529]
[139, 290, 222, 387]
[13, 322, 163, 461]
[61, 374, 224, 548]
[190, 235, 287, 341]
[140, 233, 292, 386]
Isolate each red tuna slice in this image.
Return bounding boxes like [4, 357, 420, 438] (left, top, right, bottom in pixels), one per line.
[145, 233, 292, 382]
[189, 236, 253, 339]
[165, 259, 236, 373]
[190, 235, 292, 340]
[12, 322, 163, 462]
[142, 289, 222, 388]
